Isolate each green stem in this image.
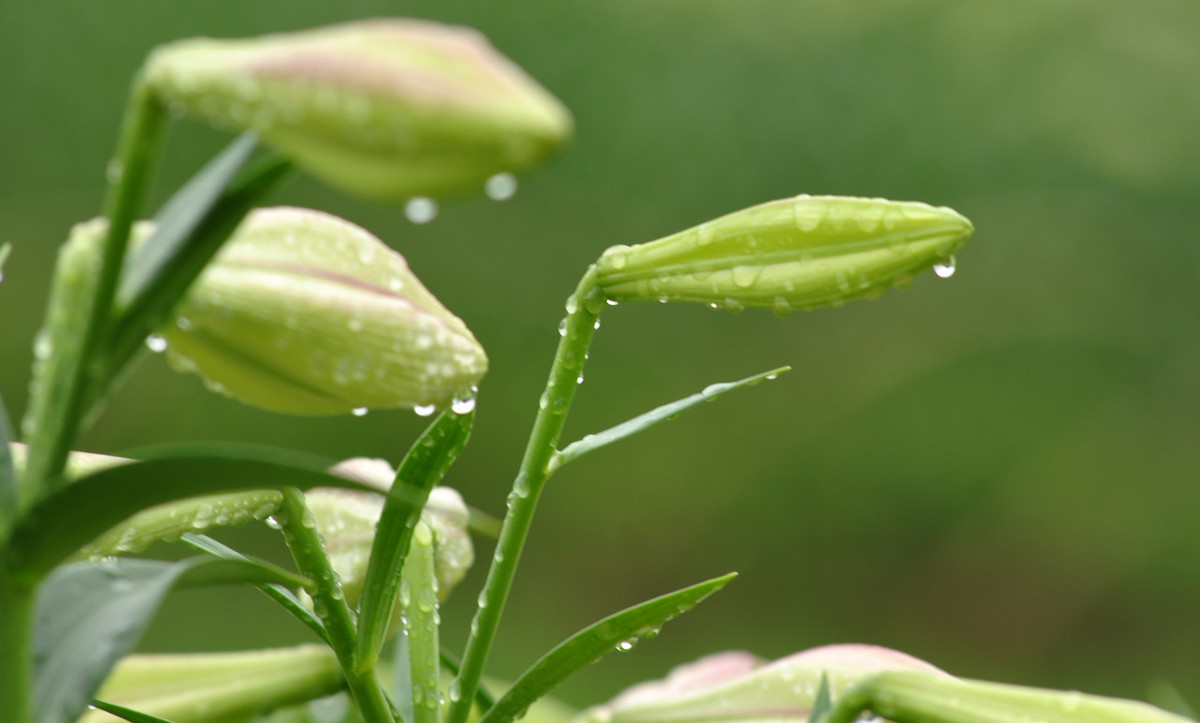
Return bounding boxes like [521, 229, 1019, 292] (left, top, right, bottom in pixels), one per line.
[447, 267, 605, 723]
[22, 76, 167, 505]
[277, 488, 395, 723]
[0, 575, 36, 723]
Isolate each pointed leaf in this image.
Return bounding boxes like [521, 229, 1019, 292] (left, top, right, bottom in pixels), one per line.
[6, 443, 425, 580]
[181, 532, 328, 643]
[356, 410, 473, 672]
[478, 573, 737, 723]
[807, 674, 832, 723]
[101, 140, 292, 405]
[34, 556, 306, 723]
[90, 699, 177, 723]
[553, 368, 789, 471]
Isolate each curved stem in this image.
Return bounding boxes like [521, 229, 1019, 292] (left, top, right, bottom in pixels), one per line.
[447, 267, 605, 723]
[277, 488, 395, 723]
[22, 76, 167, 505]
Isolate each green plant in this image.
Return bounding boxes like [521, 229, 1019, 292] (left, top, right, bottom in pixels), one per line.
[0, 16, 1188, 723]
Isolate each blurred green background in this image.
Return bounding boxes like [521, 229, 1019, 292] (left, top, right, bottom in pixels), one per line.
[2, 0, 1199, 713]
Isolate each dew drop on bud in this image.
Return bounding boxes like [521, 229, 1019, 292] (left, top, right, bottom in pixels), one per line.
[484, 172, 518, 201]
[933, 255, 957, 278]
[351, 406, 369, 417]
[145, 334, 168, 353]
[606, 299, 619, 307]
[451, 396, 476, 414]
[405, 197, 439, 224]
[414, 403, 437, 417]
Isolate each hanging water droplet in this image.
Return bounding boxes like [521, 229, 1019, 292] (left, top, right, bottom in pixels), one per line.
[265, 516, 284, 530]
[605, 299, 619, 307]
[615, 639, 636, 652]
[576, 373, 584, 385]
[405, 197, 439, 224]
[351, 407, 369, 417]
[414, 403, 437, 417]
[145, 334, 168, 353]
[484, 172, 518, 201]
[593, 318, 601, 330]
[558, 318, 568, 337]
[451, 396, 476, 414]
[933, 255, 957, 278]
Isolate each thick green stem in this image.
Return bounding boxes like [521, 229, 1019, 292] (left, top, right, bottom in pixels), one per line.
[0, 575, 36, 723]
[277, 488, 395, 723]
[406, 523, 443, 723]
[447, 268, 604, 723]
[22, 76, 167, 505]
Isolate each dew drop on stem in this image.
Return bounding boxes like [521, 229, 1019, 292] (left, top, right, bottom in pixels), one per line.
[145, 334, 168, 353]
[351, 407, 369, 417]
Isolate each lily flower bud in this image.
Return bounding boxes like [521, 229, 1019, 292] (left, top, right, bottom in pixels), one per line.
[157, 206, 487, 415]
[576, 645, 946, 723]
[309, 457, 474, 608]
[595, 195, 973, 314]
[143, 19, 573, 202]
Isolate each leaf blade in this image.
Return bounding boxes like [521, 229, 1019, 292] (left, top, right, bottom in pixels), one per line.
[355, 410, 473, 672]
[34, 556, 307, 723]
[6, 443, 426, 580]
[553, 367, 789, 471]
[478, 573, 737, 723]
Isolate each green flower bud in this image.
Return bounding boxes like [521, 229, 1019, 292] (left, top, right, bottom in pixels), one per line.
[577, 645, 946, 723]
[307, 457, 473, 608]
[156, 206, 487, 415]
[143, 19, 572, 202]
[595, 195, 974, 314]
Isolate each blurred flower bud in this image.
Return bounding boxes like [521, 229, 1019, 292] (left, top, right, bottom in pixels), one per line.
[576, 645, 946, 723]
[143, 19, 572, 202]
[157, 206, 487, 415]
[309, 457, 474, 609]
[595, 195, 973, 314]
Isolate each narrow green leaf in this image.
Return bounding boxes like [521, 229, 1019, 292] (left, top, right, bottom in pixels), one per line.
[181, 532, 329, 643]
[34, 556, 305, 723]
[99, 141, 292, 410]
[5, 443, 425, 581]
[405, 522, 443, 723]
[356, 410, 473, 673]
[0, 391, 16, 540]
[115, 133, 259, 310]
[552, 367, 789, 471]
[478, 573, 737, 723]
[90, 699, 177, 723]
[806, 674, 832, 723]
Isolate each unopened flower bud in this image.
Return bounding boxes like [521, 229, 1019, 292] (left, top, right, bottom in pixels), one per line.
[158, 206, 487, 415]
[576, 645, 946, 723]
[308, 457, 474, 608]
[143, 19, 572, 202]
[595, 195, 973, 314]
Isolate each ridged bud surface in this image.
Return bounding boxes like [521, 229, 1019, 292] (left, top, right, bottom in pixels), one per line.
[595, 195, 973, 313]
[143, 19, 572, 202]
[157, 207, 487, 415]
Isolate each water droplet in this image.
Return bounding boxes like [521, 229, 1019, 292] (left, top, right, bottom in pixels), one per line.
[414, 403, 437, 417]
[485, 172, 518, 201]
[449, 679, 462, 703]
[558, 318, 568, 337]
[352, 407, 369, 417]
[105, 160, 124, 184]
[145, 334, 167, 353]
[451, 396, 476, 414]
[593, 319, 601, 330]
[606, 299, 619, 307]
[265, 516, 283, 530]
[615, 639, 636, 652]
[405, 197, 439, 224]
[934, 255, 957, 278]
[772, 296, 793, 318]
[576, 373, 584, 385]
[175, 316, 194, 331]
[348, 318, 364, 332]
[33, 329, 52, 360]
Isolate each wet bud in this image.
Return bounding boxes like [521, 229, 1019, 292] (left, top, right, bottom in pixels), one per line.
[576, 645, 946, 723]
[156, 206, 487, 415]
[309, 457, 474, 608]
[595, 195, 973, 314]
[143, 19, 572, 202]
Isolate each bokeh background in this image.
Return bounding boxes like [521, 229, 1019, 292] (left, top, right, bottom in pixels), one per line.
[2, 0, 1199, 713]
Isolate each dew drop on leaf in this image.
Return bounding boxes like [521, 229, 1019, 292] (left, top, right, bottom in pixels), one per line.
[145, 334, 168, 353]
